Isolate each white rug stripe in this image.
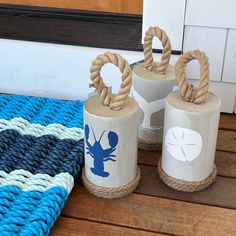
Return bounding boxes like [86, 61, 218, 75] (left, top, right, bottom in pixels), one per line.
[0, 117, 84, 141]
[0, 169, 74, 193]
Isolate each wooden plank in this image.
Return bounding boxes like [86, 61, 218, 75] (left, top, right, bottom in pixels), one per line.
[136, 165, 236, 209]
[214, 151, 236, 177]
[138, 150, 160, 166]
[219, 114, 236, 131]
[62, 186, 236, 236]
[0, 0, 143, 14]
[138, 151, 236, 178]
[51, 217, 160, 236]
[217, 130, 236, 153]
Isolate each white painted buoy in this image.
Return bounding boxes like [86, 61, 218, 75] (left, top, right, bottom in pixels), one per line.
[132, 26, 177, 151]
[158, 50, 221, 192]
[82, 52, 140, 199]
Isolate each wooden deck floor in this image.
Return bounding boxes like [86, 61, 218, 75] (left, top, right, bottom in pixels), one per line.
[51, 113, 236, 236]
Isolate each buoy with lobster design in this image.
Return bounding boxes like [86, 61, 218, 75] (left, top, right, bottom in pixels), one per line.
[82, 52, 141, 199]
[158, 50, 221, 192]
[132, 26, 177, 151]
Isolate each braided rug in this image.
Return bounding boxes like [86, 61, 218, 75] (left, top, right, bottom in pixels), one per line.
[0, 94, 84, 235]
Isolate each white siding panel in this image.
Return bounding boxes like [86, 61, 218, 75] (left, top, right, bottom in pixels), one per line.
[183, 26, 227, 82]
[185, 0, 236, 29]
[222, 29, 236, 83]
[235, 96, 236, 113]
[190, 80, 236, 113]
[142, 0, 186, 51]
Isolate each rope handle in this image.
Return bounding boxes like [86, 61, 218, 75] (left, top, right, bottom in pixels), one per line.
[143, 26, 172, 74]
[175, 50, 210, 104]
[90, 52, 132, 111]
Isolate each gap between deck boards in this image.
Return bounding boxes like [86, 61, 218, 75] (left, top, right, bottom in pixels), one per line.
[51, 216, 167, 236]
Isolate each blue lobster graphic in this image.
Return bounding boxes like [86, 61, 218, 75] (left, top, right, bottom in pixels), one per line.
[85, 124, 118, 177]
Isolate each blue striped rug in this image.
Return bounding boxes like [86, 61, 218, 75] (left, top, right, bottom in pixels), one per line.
[0, 94, 84, 235]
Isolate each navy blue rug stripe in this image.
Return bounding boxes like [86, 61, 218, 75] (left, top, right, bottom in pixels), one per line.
[0, 129, 84, 178]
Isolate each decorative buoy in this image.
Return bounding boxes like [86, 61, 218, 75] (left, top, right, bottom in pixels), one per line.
[158, 50, 221, 192]
[82, 52, 141, 199]
[132, 26, 177, 151]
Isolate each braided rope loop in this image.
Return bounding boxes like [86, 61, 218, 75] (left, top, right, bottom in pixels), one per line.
[90, 52, 132, 111]
[175, 50, 210, 104]
[143, 26, 172, 74]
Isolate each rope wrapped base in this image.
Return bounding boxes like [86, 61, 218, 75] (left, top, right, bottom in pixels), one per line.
[138, 138, 162, 152]
[82, 167, 141, 199]
[158, 159, 217, 192]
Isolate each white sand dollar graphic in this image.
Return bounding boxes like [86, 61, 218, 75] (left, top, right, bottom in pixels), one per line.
[165, 127, 202, 162]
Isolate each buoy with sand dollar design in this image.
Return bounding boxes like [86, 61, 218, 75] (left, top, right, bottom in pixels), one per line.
[158, 50, 221, 192]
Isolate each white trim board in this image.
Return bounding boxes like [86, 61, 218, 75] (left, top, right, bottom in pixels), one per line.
[0, 38, 144, 101]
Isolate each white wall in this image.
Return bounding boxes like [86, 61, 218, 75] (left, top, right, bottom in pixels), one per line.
[0, 38, 181, 101]
[0, 38, 144, 101]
